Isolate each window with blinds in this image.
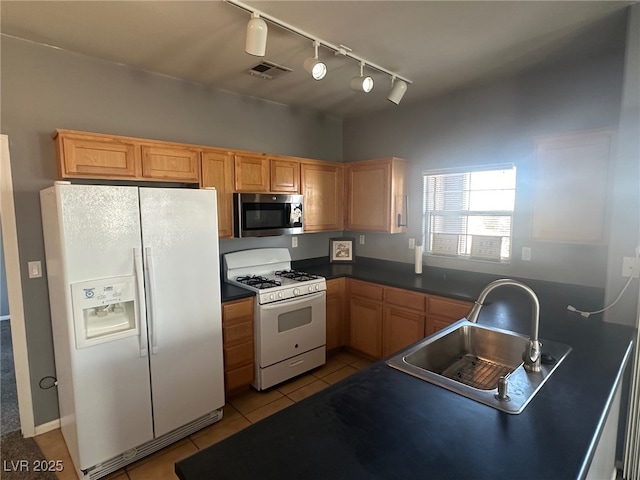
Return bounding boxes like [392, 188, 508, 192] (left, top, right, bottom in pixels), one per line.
[422, 165, 516, 261]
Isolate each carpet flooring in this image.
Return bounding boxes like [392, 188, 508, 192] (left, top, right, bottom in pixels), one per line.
[1, 320, 20, 435]
[1, 320, 55, 479]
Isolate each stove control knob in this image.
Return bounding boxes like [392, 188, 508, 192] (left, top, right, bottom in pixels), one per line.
[308, 286, 313, 292]
[278, 291, 283, 299]
[269, 293, 275, 301]
[314, 284, 320, 291]
[293, 288, 300, 296]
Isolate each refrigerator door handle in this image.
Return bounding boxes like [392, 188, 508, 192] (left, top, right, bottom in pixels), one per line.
[144, 247, 159, 354]
[133, 248, 149, 357]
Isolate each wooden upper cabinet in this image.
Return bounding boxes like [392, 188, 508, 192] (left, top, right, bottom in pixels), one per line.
[531, 130, 613, 243]
[270, 158, 300, 193]
[55, 130, 139, 179]
[54, 129, 201, 183]
[141, 144, 199, 182]
[346, 157, 408, 234]
[301, 161, 344, 232]
[234, 154, 270, 192]
[201, 149, 235, 239]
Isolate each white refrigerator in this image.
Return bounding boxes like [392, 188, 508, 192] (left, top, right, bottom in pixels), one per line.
[40, 182, 225, 480]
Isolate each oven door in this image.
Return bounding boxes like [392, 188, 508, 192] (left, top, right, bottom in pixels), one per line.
[256, 291, 326, 368]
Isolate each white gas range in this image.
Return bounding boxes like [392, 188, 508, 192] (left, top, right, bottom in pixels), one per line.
[223, 248, 326, 390]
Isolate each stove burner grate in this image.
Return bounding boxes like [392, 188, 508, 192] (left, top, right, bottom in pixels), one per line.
[236, 275, 282, 289]
[274, 270, 319, 282]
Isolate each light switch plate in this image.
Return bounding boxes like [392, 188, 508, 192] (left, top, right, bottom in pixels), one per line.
[359, 235, 365, 245]
[28, 261, 42, 278]
[291, 236, 298, 248]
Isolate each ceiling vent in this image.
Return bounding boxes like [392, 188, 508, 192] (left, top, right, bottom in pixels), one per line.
[245, 60, 292, 80]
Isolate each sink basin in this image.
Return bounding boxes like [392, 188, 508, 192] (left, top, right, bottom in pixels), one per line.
[386, 319, 571, 414]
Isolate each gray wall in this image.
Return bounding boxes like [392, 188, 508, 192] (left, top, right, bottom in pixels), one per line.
[343, 41, 636, 306]
[0, 35, 342, 426]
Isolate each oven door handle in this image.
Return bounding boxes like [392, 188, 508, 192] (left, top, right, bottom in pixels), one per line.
[260, 291, 325, 309]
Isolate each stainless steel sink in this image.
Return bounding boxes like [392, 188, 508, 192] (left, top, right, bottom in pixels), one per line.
[386, 319, 571, 414]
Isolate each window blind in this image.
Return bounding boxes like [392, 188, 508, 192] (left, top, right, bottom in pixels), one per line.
[423, 166, 516, 260]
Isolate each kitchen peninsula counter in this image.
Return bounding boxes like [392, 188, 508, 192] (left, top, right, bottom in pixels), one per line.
[186, 261, 635, 479]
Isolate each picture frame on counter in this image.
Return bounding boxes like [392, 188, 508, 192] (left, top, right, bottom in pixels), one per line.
[329, 237, 356, 263]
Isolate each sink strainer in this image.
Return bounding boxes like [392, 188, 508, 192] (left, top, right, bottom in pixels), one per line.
[441, 355, 513, 390]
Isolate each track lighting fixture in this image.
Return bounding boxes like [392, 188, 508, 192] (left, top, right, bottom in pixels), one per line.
[226, 0, 411, 103]
[387, 76, 408, 104]
[350, 62, 374, 93]
[245, 12, 268, 57]
[303, 41, 327, 81]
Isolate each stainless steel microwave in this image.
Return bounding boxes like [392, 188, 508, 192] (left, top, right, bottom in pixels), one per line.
[234, 193, 303, 237]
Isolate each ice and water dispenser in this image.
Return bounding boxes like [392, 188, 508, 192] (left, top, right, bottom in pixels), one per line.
[71, 276, 138, 348]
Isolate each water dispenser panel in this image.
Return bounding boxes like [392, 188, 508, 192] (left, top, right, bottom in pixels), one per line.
[71, 276, 138, 348]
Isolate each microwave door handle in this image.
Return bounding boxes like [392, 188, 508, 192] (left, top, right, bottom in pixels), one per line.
[260, 291, 325, 310]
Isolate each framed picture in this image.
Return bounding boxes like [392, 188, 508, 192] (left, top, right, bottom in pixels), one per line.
[329, 237, 356, 263]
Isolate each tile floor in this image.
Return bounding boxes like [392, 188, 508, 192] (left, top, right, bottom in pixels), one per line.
[34, 351, 372, 480]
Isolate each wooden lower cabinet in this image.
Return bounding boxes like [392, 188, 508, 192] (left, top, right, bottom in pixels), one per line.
[221, 297, 254, 395]
[382, 286, 427, 357]
[346, 279, 471, 359]
[425, 295, 473, 335]
[326, 278, 346, 351]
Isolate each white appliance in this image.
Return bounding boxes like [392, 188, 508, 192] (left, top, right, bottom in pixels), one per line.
[223, 248, 326, 390]
[40, 182, 225, 480]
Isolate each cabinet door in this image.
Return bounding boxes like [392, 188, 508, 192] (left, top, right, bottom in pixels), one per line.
[347, 161, 390, 231]
[426, 295, 472, 335]
[222, 298, 254, 394]
[301, 162, 344, 232]
[270, 158, 300, 193]
[57, 133, 139, 179]
[383, 307, 425, 357]
[234, 154, 270, 192]
[532, 130, 613, 243]
[349, 298, 383, 359]
[141, 144, 200, 182]
[326, 278, 345, 351]
[201, 150, 235, 238]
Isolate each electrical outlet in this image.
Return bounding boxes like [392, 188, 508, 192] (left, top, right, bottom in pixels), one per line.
[622, 256, 639, 278]
[522, 247, 532, 261]
[291, 236, 298, 248]
[408, 238, 415, 249]
[359, 235, 365, 245]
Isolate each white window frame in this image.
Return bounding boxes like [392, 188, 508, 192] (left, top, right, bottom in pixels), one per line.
[422, 163, 516, 262]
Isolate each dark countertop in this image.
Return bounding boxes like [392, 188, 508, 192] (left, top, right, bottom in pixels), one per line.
[189, 258, 635, 480]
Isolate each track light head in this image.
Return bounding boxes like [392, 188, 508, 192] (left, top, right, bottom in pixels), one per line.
[350, 62, 374, 93]
[245, 12, 268, 57]
[303, 41, 327, 80]
[387, 77, 408, 104]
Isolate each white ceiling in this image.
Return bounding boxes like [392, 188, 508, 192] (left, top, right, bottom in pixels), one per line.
[0, 1, 634, 118]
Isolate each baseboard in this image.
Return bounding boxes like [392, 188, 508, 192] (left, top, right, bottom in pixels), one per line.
[33, 418, 61, 436]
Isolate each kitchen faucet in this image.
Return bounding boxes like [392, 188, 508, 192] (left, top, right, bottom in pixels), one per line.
[466, 279, 542, 373]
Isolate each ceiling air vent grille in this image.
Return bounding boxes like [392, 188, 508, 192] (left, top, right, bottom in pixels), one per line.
[245, 60, 293, 80]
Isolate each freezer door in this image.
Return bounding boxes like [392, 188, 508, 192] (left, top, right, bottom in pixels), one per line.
[42, 184, 154, 469]
[139, 187, 225, 437]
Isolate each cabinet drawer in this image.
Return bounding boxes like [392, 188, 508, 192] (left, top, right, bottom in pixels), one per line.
[349, 280, 384, 302]
[427, 295, 473, 320]
[225, 364, 254, 393]
[224, 341, 254, 370]
[223, 298, 254, 325]
[223, 321, 253, 345]
[385, 287, 426, 312]
[326, 277, 345, 296]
